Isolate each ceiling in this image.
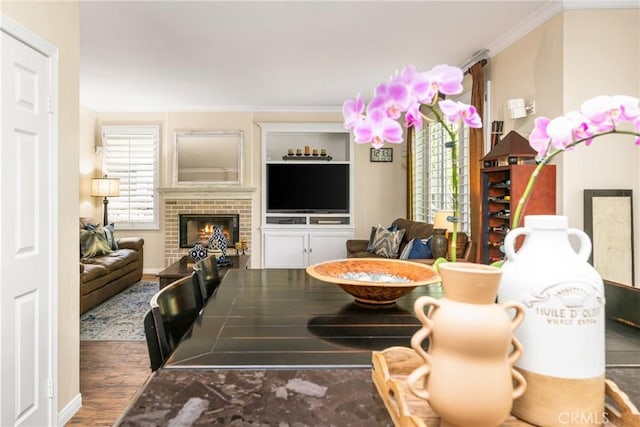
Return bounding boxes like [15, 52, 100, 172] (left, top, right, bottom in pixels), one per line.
[79, 0, 564, 112]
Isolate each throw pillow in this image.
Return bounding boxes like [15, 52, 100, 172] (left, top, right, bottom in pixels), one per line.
[370, 225, 406, 258]
[399, 238, 415, 260]
[80, 225, 113, 259]
[408, 237, 433, 259]
[103, 223, 119, 250]
[366, 224, 398, 252]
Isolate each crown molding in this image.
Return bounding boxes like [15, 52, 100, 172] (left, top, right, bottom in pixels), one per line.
[563, 0, 640, 9]
[487, 1, 564, 57]
[89, 105, 342, 114]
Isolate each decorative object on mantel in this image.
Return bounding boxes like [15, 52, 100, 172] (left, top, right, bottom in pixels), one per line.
[283, 147, 331, 161]
[407, 262, 526, 427]
[188, 243, 208, 263]
[208, 226, 231, 266]
[499, 215, 605, 426]
[372, 346, 638, 427]
[306, 258, 440, 305]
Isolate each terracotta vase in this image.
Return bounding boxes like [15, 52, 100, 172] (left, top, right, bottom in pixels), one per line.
[498, 215, 605, 427]
[407, 262, 526, 427]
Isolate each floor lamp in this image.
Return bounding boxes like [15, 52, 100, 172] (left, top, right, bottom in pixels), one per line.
[91, 176, 120, 225]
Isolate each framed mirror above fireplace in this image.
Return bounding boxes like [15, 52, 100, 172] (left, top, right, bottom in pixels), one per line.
[174, 130, 243, 186]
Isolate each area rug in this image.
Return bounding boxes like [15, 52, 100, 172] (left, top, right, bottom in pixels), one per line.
[80, 280, 159, 341]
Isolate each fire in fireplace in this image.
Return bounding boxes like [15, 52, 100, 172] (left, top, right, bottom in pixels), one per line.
[179, 214, 240, 248]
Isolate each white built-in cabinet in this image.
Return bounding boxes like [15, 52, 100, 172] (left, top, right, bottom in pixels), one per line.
[263, 231, 354, 268]
[259, 123, 355, 268]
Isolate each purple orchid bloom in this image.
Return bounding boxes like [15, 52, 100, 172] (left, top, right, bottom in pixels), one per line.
[564, 111, 596, 145]
[368, 80, 411, 120]
[546, 116, 576, 151]
[353, 108, 403, 149]
[405, 102, 423, 129]
[581, 96, 617, 132]
[529, 117, 551, 157]
[342, 93, 365, 130]
[426, 64, 464, 96]
[399, 65, 438, 105]
[438, 99, 482, 128]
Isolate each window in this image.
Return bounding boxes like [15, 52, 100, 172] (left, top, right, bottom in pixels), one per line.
[411, 98, 471, 235]
[101, 126, 159, 229]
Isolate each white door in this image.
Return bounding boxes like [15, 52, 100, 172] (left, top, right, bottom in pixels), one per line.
[1, 28, 56, 426]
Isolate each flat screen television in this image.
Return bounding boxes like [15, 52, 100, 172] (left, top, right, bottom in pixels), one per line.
[267, 163, 349, 213]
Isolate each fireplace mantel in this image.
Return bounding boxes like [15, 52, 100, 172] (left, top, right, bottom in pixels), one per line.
[159, 186, 257, 200]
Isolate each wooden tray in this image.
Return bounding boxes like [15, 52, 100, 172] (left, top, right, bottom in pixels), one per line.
[371, 346, 640, 427]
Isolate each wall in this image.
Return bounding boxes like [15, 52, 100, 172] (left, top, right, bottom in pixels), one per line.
[84, 110, 407, 270]
[490, 8, 640, 285]
[562, 8, 640, 285]
[1, 0, 81, 419]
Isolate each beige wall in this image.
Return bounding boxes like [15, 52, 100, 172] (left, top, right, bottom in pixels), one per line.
[84, 110, 407, 270]
[563, 9, 640, 285]
[490, 9, 640, 285]
[1, 0, 81, 418]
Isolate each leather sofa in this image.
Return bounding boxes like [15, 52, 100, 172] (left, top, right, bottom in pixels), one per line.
[346, 218, 474, 264]
[80, 217, 144, 314]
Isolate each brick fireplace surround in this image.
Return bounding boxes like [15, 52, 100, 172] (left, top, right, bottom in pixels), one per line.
[164, 199, 252, 266]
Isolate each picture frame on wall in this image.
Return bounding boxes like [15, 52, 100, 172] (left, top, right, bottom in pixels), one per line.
[584, 189, 634, 286]
[370, 147, 393, 162]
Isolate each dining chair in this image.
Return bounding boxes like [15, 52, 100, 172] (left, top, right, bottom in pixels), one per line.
[150, 273, 203, 362]
[143, 309, 163, 371]
[193, 254, 221, 306]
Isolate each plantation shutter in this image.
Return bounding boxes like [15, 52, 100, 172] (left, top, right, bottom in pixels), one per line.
[102, 126, 159, 229]
[412, 127, 427, 222]
[425, 122, 470, 233]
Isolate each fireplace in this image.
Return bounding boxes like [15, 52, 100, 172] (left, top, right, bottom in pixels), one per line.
[179, 214, 240, 248]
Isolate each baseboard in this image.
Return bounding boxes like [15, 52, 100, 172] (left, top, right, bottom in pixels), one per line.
[143, 267, 161, 275]
[58, 393, 82, 426]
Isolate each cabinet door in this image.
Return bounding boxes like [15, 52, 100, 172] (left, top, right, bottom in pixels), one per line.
[263, 232, 308, 268]
[308, 232, 353, 265]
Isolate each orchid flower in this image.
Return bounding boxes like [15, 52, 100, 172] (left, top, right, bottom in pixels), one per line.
[438, 99, 482, 128]
[342, 93, 364, 130]
[353, 108, 403, 149]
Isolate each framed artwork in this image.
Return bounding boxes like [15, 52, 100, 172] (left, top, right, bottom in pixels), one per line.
[584, 189, 634, 286]
[370, 147, 393, 162]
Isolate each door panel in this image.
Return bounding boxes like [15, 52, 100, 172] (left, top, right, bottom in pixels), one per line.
[1, 31, 53, 427]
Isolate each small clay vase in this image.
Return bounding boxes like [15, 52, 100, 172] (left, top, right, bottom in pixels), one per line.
[408, 262, 526, 427]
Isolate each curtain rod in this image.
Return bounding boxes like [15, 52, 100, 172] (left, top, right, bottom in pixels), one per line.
[464, 58, 488, 76]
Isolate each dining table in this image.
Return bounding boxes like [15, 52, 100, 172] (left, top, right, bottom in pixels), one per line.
[116, 268, 640, 426]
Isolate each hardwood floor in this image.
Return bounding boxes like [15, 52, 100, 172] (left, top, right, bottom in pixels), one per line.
[66, 341, 151, 426]
[68, 275, 157, 426]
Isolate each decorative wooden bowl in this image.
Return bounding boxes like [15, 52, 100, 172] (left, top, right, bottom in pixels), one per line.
[306, 258, 441, 304]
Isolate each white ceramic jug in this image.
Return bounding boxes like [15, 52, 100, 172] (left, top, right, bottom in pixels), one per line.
[499, 215, 605, 427]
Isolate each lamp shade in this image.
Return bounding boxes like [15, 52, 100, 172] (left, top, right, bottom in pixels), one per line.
[91, 177, 120, 197]
[433, 210, 454, 233]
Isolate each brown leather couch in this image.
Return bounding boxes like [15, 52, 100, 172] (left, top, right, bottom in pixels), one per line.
[80, 217, 144, 314]
[346, 218, 474, 264]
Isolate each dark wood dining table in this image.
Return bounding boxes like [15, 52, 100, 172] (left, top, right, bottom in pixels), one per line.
[163, 267, 443, 369]
[117, 268, 640, 426]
